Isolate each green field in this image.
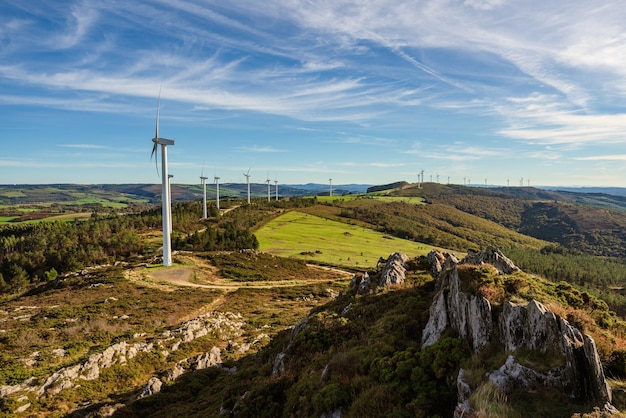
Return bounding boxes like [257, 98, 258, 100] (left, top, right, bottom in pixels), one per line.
[314, 195, 425, 205]
[256, 210, 453, 269]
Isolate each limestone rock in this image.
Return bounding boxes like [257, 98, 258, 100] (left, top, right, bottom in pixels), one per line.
[194, 347, 222, 370]
[379, 252, 409, 286]
[272, 352, 286, 377]
[166, 363, 186, 382]
[461, 247, 519, 274]
[139, 377, 162, 398]
[426, 250, 445, 277]
[422, 249, 615, 411]
[349, 272, 370, 294]
[421, 266, 493, 351]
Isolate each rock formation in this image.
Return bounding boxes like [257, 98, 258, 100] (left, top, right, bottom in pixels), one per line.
[422, 249, 616, 415]
[0, 311, 246, 414]
[461, 247, 519, 274]
[379, 252, 409, 286]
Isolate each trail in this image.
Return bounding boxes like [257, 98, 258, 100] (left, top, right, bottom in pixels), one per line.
[127, 254, 352, 292]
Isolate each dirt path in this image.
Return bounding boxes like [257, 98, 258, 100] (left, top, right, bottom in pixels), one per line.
[126, 254, 352, 291]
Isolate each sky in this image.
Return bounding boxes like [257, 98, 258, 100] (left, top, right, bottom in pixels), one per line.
[1, 1, 626, 187]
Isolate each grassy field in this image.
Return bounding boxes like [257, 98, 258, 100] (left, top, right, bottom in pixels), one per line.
[255, 210, 454, 269]
[314, 195, 425, 205]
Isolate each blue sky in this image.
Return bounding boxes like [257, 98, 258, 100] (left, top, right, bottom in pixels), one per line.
[1, 1, 626, 187]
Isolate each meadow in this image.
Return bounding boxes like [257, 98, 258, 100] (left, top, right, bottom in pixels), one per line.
[255, 210, 451, 269]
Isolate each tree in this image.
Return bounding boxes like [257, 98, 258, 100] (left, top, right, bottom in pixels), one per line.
[44, 267, 58, 282]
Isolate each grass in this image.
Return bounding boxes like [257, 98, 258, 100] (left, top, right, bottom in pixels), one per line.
[255, 210, 452, 269]
[21, 212, 94, 224]
[313, 195, 424, 205]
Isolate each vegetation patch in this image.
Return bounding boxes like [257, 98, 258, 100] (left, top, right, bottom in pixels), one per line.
[256, 210, 443, 269]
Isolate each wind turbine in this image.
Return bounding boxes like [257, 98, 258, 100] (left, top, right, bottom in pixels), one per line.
[329, 178, 333, 197]
[243, 168, 251, 204]
[150, 88, 175, 267]
[200, 165, 208, 219]
[274, 178, 279, 201]
[214, 174, 220, 210]
[266, 172, 271, 202]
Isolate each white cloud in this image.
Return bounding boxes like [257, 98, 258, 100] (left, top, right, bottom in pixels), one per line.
[575, 154, 626, 161]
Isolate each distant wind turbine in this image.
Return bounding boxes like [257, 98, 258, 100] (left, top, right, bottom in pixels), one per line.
[274, 179, 278, 201]
[436, 173, 439, 183]
[200, 166, 208, 219]
[329, 178, 333, 197]
[244, 168, 251, 204]
[266, 173, 271, 202]
[150, 87, 175, 267]
[214, 175, 220, 210]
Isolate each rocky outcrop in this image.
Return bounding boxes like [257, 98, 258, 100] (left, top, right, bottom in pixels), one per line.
[140, 377, 163, 398]
[421, 265, 493, 351]
[0, 311, 246, 415]
[461, 247, 519, 274]
[379, 252, 409, 286]
[423, 250, 615, 413]
[348, 272, 371, 294]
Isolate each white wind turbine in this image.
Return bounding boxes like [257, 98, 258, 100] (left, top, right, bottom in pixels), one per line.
[150, 88, 175, 267]
[266, 172, 271, 202]
[274, 178, 278, 201]
[214, 174, 220, 210]
[329, 178, 333, 197]
[200, 166, 208, 219]
[243, 168, 251, 204]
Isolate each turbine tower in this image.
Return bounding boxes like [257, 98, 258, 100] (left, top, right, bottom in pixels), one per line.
[266, 173, 271, 202]
[167, 174, 174, 235]
[200, 169, 208, 219]
[214, 175, 220, 210]
[243, 168, 251, 204]
[150, 88, 175, 267]
[274, 179, 278, 201]
[329, 178, 333, 197]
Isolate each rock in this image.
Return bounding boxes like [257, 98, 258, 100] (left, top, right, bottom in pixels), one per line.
[421, 249, 615, 411]
[166, 363, 186, 382]
[426, 250, 445, 277]
[379, 252, 409, 286]
[194, 346, 222, 370]
[461, 247, 519, 274]
[15, 402, 31, 413]
[272, 352, 286, 377]
[320, 409, 342, 418]
[421, 265, 493, 351]
[51, 348, 66, 358]
[139, 377, 162, 398]
[349, 272, 370, 293]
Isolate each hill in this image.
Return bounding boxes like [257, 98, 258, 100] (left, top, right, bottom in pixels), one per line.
[3, 185, 626, 416]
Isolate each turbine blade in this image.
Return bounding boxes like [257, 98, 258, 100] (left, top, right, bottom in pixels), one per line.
[151, 142, 159, 176]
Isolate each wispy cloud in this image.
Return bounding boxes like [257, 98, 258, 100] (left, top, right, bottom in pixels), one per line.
[575, 154, 626, 161]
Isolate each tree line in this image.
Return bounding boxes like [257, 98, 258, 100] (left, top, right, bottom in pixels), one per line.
[0, 201, 279, 294]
